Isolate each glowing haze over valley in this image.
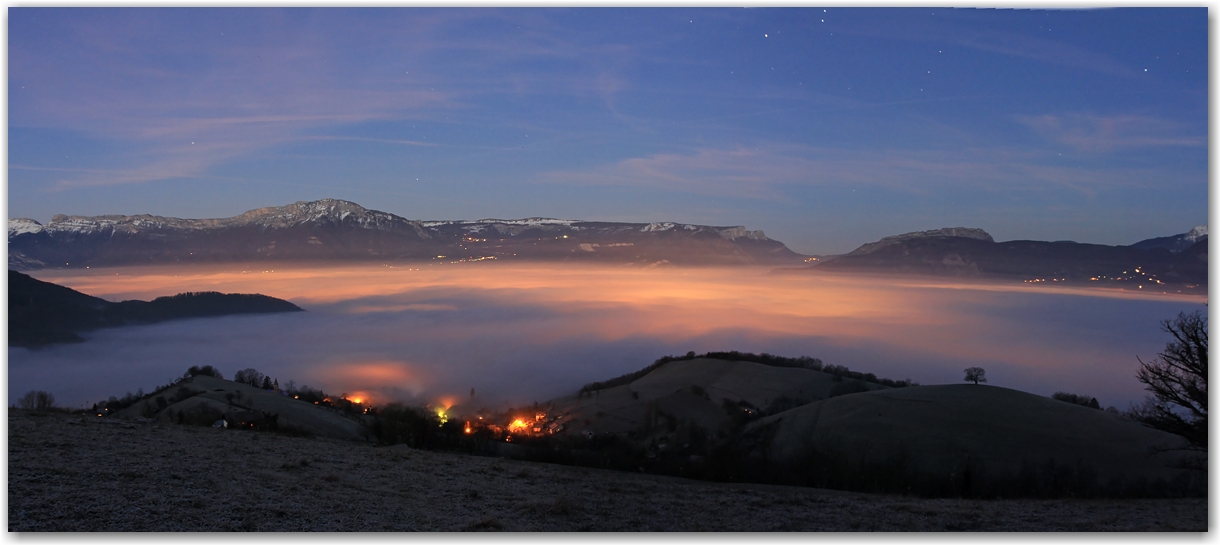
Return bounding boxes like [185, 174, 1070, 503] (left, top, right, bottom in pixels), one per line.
[11, 264, 1204, 412]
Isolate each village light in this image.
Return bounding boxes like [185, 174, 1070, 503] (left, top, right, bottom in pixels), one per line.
[508, 418, 529, 433]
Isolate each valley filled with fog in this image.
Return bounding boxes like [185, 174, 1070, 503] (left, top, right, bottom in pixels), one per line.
[10, 263, 1205, 413]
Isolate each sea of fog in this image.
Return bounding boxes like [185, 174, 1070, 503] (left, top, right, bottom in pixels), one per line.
[10, 263, 1205, 412]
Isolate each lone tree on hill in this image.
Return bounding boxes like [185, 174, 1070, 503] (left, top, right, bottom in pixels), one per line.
[963, 367, 987, 385]
[1132, 311, 1207, 453]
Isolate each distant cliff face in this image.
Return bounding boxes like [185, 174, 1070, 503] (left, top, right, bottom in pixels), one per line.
[8, 199, 804, 270]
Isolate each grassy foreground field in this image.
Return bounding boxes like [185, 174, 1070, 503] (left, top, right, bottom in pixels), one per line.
[8, 410, 1205, 531]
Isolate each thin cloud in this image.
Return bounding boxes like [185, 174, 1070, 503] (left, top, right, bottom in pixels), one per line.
[541, 145, 1176, 200]
[301, 136, 440, 147]
[1015, 113, 1205, 153]
[10, 10, 460, 190]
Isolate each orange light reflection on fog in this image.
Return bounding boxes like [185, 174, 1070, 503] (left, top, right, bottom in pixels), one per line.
[31, 263, 1205, 380]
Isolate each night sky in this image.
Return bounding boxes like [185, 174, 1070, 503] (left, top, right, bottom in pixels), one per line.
[8, 8, 1207, 255]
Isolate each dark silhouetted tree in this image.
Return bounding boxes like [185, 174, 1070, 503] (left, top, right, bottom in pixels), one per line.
[1132, 311, 1207, 452]
[234, 368, 264, 387]
[261, 376, 273, 390]
[17, 390, 55, 410]
[184, 365, 223, 379]
[1052, 392, 1101, 409]
[964, 367, 987, 385]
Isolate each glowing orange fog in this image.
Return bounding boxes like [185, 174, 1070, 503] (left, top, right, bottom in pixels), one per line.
[29, 263, 1204, 405]
[32, 263, 1204, 362]
[318, 362, 416, 383]
[33, 263, 1200, 315]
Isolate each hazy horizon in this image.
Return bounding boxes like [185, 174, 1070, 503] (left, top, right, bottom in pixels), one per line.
[10, 263, 1203, 412]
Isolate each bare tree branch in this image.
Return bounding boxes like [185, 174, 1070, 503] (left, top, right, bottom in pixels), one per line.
[1132, 311, 1207, 453]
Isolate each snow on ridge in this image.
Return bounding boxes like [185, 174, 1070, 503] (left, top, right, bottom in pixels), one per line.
[29, 199, 425, 237]
[8, 218, 44, 237]
[237, 199, 424, 234]
[1186, 225, 1208, 241]
[472, 218, 578, 226]
[47, 217, 117, 234]
[420, 218, 580, 228]
[641, 222, 675, 232]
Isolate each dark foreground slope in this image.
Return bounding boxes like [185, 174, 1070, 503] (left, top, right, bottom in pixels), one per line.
[747, 384, 1202, 497]
[8, 410, 1204, 531]
[9, 270, 303, 347]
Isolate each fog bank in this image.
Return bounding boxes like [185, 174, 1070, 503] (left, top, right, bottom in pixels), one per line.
[10, 263, 1204, 412]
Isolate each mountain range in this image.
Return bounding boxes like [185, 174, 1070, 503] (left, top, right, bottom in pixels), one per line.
[8, 199, 1207, 290]
[8, 199, 802, 269]
[794, 226, 1207, 291]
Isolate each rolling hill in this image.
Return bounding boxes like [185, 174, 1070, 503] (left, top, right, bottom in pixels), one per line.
[111, 374, 368, 442]
[744, 384, 1201, 496]
[9, 270, 303, 347]
[498, 353, 1202, 498]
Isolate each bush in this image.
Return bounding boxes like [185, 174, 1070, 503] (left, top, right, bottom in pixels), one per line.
[184, 365, 223, 379]
[1051, 392, 1100, 409]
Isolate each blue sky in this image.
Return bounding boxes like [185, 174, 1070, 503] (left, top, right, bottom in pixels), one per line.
[8, 8, 1207, 254]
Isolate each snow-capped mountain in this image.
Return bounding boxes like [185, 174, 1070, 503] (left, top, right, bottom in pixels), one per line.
[12, 199, 430, 239]
[8, 199, 802, 270]
[1185, 225, 1208, 242]
[1129, 225, 1208, 254]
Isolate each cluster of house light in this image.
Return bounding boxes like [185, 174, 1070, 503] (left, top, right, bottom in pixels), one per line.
[1026, 267, 1166, 289]
[1085, 267, 1164, 289]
